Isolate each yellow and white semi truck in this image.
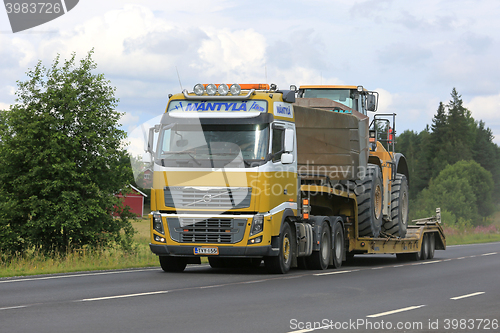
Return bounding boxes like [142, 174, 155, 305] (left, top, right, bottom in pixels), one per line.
[147, 83, 445, 273]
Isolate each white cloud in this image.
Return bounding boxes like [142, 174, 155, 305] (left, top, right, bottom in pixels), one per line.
[194, 28, 267, 82]
[465, 93, 500, 122]
[0, 102, 11, 110]
[464, 93, 500, 143]
[120, 111, 140, 128]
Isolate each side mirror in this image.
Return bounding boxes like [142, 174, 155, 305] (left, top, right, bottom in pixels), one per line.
[146, 127, 156, 153]
[281, 153, 293, 164]
[142, 152, 152, 164]
[284, 128, 294, 152]
[366, 94, 377, 112]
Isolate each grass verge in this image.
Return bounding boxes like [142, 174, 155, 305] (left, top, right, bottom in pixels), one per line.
[0, 218, 158, 278]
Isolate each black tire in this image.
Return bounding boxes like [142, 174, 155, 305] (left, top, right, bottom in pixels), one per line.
[331, 219, 344, 268]
[397, 251, 420, 261]
[383, 173, 409, 237]
[355, 164, 383, 237]
[208, 257, 226, 269]
[306, 220, 331, 270]
[428, 233, 435, 259]
[159, 256, 187, 272]
[265, 222, 294, 274]
[420, 234, 430, 260]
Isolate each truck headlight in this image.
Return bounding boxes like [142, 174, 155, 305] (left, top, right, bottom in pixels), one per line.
[250, 214, 264, 236]
[153, 213, 164, 235]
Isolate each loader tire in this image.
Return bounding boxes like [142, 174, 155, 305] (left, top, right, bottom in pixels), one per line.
[383, 173, 409, 237]
[355, 164, 383, 237]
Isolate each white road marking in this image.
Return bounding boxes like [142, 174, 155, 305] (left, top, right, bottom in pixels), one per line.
[450, 292, 485, 300]
[421, 260, 442, 264]
[0, 268, 158, 284]
[313, 270, 358, 276]
[0, 305, 28, 311]
[367, 305, 426, 318]
[482, 252, 497, 256]
[80, 290, 168, 302]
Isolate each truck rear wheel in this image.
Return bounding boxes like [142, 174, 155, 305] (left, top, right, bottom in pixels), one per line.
[355, 164, 383, 237]
[331, 219, 344, 268]
[306, 220, 331, 270]
[265, 222, 294, 274]
[159, 256, 187, 272]
[383, 173, 409, 237]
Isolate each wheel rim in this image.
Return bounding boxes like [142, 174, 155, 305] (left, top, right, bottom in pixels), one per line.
[321, 231, 329, 262]
[401, 190, 408, 226]
[283, 233, 290, 263]
[335, 230, 342, 261]
[374, 184, 382, 219]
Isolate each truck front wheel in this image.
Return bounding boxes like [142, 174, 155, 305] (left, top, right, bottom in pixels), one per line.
[265, 222, 294, 274]
[159, 256, 187, 272]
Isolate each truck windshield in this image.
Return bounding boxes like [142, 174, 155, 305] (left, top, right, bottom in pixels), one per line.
[156, 124, 269, 168]
[303, 89, 355, 109]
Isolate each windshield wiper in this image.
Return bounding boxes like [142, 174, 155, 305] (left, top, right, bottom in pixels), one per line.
[161, 151, 202, 166]
[208, 152, 254, 167]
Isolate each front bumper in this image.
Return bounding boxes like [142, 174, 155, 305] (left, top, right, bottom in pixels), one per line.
[149, 243, 278, 257]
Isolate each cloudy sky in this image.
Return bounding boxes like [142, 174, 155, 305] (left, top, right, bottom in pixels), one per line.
[1, 0, 500, 156]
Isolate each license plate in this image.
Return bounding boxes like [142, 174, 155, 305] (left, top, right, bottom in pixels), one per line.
[194, 247, 219, 255]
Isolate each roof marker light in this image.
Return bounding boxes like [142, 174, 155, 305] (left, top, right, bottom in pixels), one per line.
[230, 84, 241, 95]
[206, 84, 217, 96]
[194, 84, 205, 96]
[218, 83, 229, 96]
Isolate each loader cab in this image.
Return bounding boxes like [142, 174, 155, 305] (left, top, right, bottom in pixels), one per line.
[297, 85, 378, 115]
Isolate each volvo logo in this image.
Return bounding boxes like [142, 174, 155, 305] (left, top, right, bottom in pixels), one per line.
[202, 194, 212, 203]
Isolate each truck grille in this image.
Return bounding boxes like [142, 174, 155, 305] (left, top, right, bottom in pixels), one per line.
[164, 187, 252, 209]
[167, 217, 247, 244]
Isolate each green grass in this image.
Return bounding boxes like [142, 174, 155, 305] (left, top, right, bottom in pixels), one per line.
[0, 218, 159, 278]
[443, 213, 500, 246]
[2, 215, 500, 278]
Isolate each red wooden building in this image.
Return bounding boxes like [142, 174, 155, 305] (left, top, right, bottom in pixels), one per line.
[114, 185, 148, 218]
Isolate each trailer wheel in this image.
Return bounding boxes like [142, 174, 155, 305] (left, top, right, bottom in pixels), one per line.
[265, 222, 294, 274]
[428, 233, 436, 259]
[306, 220, 331, 270]
[159, 256, 187, 272]
[355, 164, 383, 237]
[420, 234, 430, 260]
[396, 251, 420, 261]
[383, 173, 408, 237]
[331, 220, 344, 268]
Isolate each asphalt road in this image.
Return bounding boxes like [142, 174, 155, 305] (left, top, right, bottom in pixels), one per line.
[1, 242, 499, 333]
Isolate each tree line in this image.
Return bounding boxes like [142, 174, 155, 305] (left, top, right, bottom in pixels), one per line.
[396, 88, 500, 226]
[0, 51, 135, 257]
